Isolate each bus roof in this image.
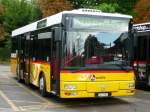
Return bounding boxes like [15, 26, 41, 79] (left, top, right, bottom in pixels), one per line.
[133, 22, 150, 32]
[12, 9, 132, 37]
[134, 22, 150, 26]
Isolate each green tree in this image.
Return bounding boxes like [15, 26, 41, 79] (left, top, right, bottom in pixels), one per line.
[70, 0, 138, 15]
[115, 0, 138, 15]
[1, 0, 41, 33]
[70, 0, 98, 8]
[0, 4, 5, 41]
[95, 3, 119, 13]
[0, 0, 42, 48]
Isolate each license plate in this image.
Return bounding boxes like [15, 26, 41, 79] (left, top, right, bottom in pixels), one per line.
[97, 93, 108, 97]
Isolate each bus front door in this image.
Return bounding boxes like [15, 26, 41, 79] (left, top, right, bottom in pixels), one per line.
[51, 41, 61, 93]
[51, 27, 61, 94]
[16, 36, 24, 82]
[23, 34, 31, 85]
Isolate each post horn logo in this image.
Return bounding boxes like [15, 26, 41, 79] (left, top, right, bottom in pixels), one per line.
[90, 74, 95, 81]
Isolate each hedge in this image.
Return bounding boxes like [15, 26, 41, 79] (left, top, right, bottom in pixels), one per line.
[0, 48, 10, 62]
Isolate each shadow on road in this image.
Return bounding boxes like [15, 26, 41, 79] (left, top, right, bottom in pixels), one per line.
[49, 97, 130, 108]
[136, 85, 150, 92]
[12, 77, 131, 108]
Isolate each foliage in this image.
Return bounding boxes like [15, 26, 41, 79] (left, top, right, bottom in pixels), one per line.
[0, 24, 5, 41]
[0, 0, 42, 48]
[133, 0, 150, 23]
[0, 4, 3, 14]
[1, 0, 41, 33]
[0, 4, 5, 41]
[38, 0, 73, 17]
[95, 3, 119, 13]
[108, 0, 138, 15]
[70, 0, 98, 8]
[0, 47, 10, 62]
[37, 0, 138, 17]
[70, 0, 138, 15]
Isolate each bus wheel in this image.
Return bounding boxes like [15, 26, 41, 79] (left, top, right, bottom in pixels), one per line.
[16, 64, 21, 82]
[39, 74, 47, 97]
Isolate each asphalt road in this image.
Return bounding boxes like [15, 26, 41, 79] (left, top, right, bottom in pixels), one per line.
[0, 65, 150, 112]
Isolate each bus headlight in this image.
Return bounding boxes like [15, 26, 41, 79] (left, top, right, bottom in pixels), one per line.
[64, 84, 76, 90]
[128, 83, 135, 88]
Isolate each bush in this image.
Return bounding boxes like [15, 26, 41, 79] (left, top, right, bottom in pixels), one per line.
[0, 47, 10, 62]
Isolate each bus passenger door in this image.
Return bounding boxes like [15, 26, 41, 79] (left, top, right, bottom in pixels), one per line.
[16, 36, 25, 81]
[51, 40, 57, 91]
[147, 34, 150, 86]
[23, 33, 31, 85]
[135, 33, 150, 87]
[51, 27, 62, 94]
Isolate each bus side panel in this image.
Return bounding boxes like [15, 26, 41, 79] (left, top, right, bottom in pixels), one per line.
[30, 62, 51, 93]
[30, 62, 40, 86]
[10, 58, 17, 75]
[40, 63, 51, 93]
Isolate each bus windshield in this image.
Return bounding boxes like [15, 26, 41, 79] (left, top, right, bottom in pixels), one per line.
[63, 15, 131, 70]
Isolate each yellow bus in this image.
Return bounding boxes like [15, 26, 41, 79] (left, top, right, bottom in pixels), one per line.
[11, 9, 135, 98]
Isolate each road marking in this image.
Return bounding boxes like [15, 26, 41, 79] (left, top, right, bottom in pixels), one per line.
[19, 103, 66, 111]
[11, 100, 48, 104]
[11, 100, 41, 103]
[0, 90, 20, 112]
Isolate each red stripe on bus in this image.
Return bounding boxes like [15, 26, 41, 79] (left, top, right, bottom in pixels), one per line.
[10, 57, 17, 59]
[60, 70, 133, 73]
[133, 61, 150, 64]
[32, 61, 50, 65]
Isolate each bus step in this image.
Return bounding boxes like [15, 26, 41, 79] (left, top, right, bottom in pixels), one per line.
[50, 91, 57, 95]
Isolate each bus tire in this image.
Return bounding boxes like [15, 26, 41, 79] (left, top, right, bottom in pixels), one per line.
[16, 64, 21, 82]
[39, 74, 47, 97]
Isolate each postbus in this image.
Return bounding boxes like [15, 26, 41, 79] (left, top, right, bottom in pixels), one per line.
[133, 22, 150, 87]
[11, 9, 135, 98]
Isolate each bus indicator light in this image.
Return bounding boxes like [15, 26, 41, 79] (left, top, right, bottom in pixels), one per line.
[128, 83, 135, 88]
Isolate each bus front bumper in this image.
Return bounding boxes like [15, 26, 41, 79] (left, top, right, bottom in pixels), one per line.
[60, 81, 135, 98]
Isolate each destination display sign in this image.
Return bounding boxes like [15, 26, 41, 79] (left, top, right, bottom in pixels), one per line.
[133, 23, 150, 32]
[37, 19, 47, 29]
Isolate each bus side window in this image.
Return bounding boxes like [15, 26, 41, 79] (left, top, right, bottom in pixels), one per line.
[35, 31, 52, 62]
